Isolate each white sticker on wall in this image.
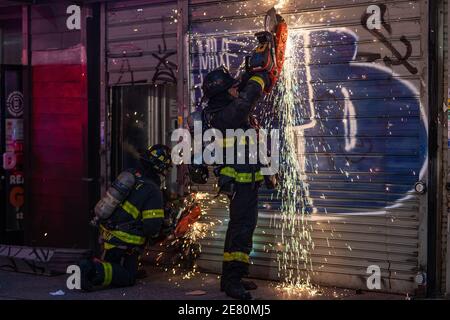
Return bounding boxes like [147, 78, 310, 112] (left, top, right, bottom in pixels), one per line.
[6, 91, 24, 117]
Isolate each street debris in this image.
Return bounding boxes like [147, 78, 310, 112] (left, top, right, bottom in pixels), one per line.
[185, 290, 207, 296]
[49, 289, 65, 296]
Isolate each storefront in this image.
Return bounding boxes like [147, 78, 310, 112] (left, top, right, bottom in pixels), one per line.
[0, 2, 101, 249]
[0, 0, 448, 296]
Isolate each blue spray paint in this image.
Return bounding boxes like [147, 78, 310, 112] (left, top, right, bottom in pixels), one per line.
[190, 29, 427, 214]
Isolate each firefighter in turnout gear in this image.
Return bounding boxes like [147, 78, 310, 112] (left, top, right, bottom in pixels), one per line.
[79, 144, 172, 291]
[202, 66, 272, 300]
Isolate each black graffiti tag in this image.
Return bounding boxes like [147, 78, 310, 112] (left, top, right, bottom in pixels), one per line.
[151, 51, 177, 84]
[0, 245, 51, 275]
[360, 4, 418, 75]
[151, 17, 177, 84]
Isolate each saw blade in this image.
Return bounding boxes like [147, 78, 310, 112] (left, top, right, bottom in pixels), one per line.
[264, 7, 278, 33]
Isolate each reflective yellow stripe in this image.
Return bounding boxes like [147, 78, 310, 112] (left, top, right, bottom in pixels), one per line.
[121, 201, 140, 219]
[102, 262, 112, 286]
[100, 225, 146, 245]
[218, 136, 256, 147]
[219, 167, 264, 183]
[216, 137, 236, 148]
[249, 75, 265, 91]
[111, 230, 145, 245]
[223, 252, 250, 264]
[103, 242, 116, 250]
[142, 209, 164, 220]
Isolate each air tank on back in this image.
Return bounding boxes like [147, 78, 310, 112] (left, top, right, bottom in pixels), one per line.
[91, 171, 136, 226]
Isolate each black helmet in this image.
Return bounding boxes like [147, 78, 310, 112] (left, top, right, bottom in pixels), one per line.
[202, 66, 237, 98]
[140, 144, 172, 175]
[188, 164, 209, 184]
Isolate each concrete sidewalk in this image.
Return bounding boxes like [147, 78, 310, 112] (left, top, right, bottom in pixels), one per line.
[0, 266, 408, 300]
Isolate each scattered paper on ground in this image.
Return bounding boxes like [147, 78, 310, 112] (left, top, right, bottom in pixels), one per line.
[49, 290, 65, 296]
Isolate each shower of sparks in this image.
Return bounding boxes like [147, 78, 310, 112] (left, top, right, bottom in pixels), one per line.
[266, 29, 316, 292]
[152, 192, 219, 280]
[185, 221, 214, 243]
[274, 0, 288, 10]
[276, 282, 321, 298]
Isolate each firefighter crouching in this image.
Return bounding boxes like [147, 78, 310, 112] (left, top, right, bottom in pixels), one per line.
[201, 66, 273, 300]
[79, 144, 172, 291]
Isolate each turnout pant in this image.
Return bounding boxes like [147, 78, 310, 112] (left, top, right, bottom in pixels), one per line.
[222, 182, 259, 284]
[93, 247, 139, 287]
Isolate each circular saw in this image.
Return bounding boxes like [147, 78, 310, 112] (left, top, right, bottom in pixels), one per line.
[246, 7, 288, 93]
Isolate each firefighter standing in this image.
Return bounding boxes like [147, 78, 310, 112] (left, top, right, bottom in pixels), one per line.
[79, 144, 172, 290]
[201, 66, 272, 300]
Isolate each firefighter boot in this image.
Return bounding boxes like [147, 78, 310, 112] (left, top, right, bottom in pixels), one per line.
[222, 262, 252, 300]
[220, 262, 258, 291]
[221, 279, 258, 291]
[241, 279, 258, 290]
[224, 277, 253, 300]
